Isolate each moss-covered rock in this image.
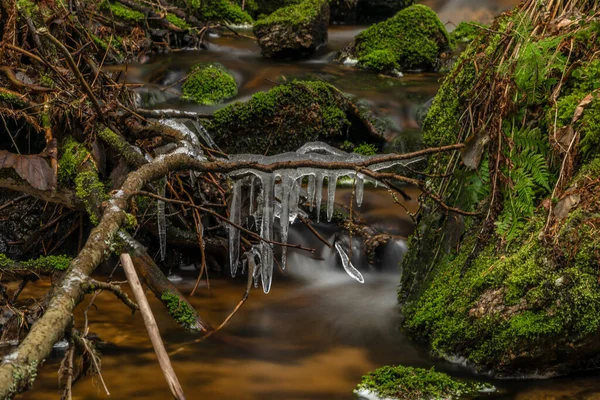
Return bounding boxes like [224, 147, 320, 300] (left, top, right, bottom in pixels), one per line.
[399, 2, 600, 376]
[354, 365, 490, 400]
[338, 5, 451, 73]
[207, 80, 377, 154]
[180, 0, 253, 24]
[253, 0, 329, 58]
[181, 63, 238, 105]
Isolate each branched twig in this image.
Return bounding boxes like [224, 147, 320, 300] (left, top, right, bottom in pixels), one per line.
[85, 279, 139, 313]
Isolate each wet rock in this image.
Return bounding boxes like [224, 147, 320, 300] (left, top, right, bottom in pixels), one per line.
[337, 4, 452, 73]
[253, 0, 329, 58]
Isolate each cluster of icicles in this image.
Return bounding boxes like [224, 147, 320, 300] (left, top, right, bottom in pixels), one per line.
[227, 142, 420, 293]
[148, 116, 420, 294]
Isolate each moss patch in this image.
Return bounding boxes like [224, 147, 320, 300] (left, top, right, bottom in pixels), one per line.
[345, 4, 451, 72]
[182, 63, 238, 105]
[0, 253, 71, 271]
[254, 0, 325, 28]
[450, 22, 486, 44]
[58, 137, 89, 186]
[356, 365, 488, 399]
[188, 0, 253, 24]
[161, 290, 198, 330]
[208, 80, 351, 154]
[75, 170, 106, 225]
[100, 1, 145, 22]
[166, 13, 191, 29]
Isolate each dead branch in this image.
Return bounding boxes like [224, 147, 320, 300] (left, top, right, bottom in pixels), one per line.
[85, 279, 139, 313]
[120, 253, 186, 400]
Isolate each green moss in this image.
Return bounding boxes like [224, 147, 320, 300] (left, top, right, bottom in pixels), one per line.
[450, 22, 486, 44]
[58, 137, 90, 186]
[192, 0, 253, 24]
[75, 170, 106, 225]
[97, 127, 141, 166]
[182, 63, 238, 105]
[403, 208, 600, 370]
[39, 74, 54, 88]
[0, 253, 11, 268]
[100, 1, 145, 22]
[353, 143, 378, 156]
[351, 4, 451, 72]
[166, 13, 191, 29]
[124, 213, 138, 231]
[422, 43, 477, 148]
[0, 91, 24, 107]
[359, 49, 399, 72]
[16, 0, 36, 16]
[356, 365, 486, 399]
[254, 0, 325, 28]
[23, 255, 72, 271]
[161, 290, 198, 330]
[554, 59, 600, 160]
[208, 80, 350, 154]
[0, 253, 71, 271]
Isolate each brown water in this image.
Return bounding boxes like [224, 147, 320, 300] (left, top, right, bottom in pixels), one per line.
[24, 0, 600, 398]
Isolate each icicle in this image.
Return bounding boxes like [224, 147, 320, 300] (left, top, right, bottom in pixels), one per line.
[278, 172, 293, 270]
[157, 179, 167, 261]
[289, 178, 300, 224]
[307, 174, 316, 210]
[315, 172, 324, 222]
[191, 119, 219, 150]
[327, 172, 337, 222]
[249, 175, 256, 215]
[355, 173, 365, 208]
[228, 180, 242, 277]
[260, 174, 275, 293]
[334, 242, 364, 283]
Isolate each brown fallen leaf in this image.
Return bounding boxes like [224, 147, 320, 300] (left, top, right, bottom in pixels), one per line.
[0, 150, 55, 191]
[572, 89, 600, 124]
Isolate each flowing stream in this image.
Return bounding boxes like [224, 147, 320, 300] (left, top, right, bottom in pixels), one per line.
[23, 0, 600, 398]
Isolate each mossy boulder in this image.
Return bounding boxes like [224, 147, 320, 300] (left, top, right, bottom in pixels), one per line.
[399, 2, 600, 377]
[176, 0, 252, 25]
[338, 5, 451, 73]
[181, 63, 238, 105]
[207, 80, 376, 154]
[354, 365, 491, 400]
[253, 0, 329, 58]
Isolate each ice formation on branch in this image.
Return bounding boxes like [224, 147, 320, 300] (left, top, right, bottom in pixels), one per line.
[227, 142, 421, 293]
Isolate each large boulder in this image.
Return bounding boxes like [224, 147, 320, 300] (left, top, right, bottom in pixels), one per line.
[253, 0, 329, 58]
[338, 4, 451, 73]
[206, 80, 382, 154]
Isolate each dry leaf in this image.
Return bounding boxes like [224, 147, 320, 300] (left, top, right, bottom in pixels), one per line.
[0, 150, 55, 191]
[461, 130, 490, 170]
[553, 193, 581, 220]
[572, 89, 599, 124]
